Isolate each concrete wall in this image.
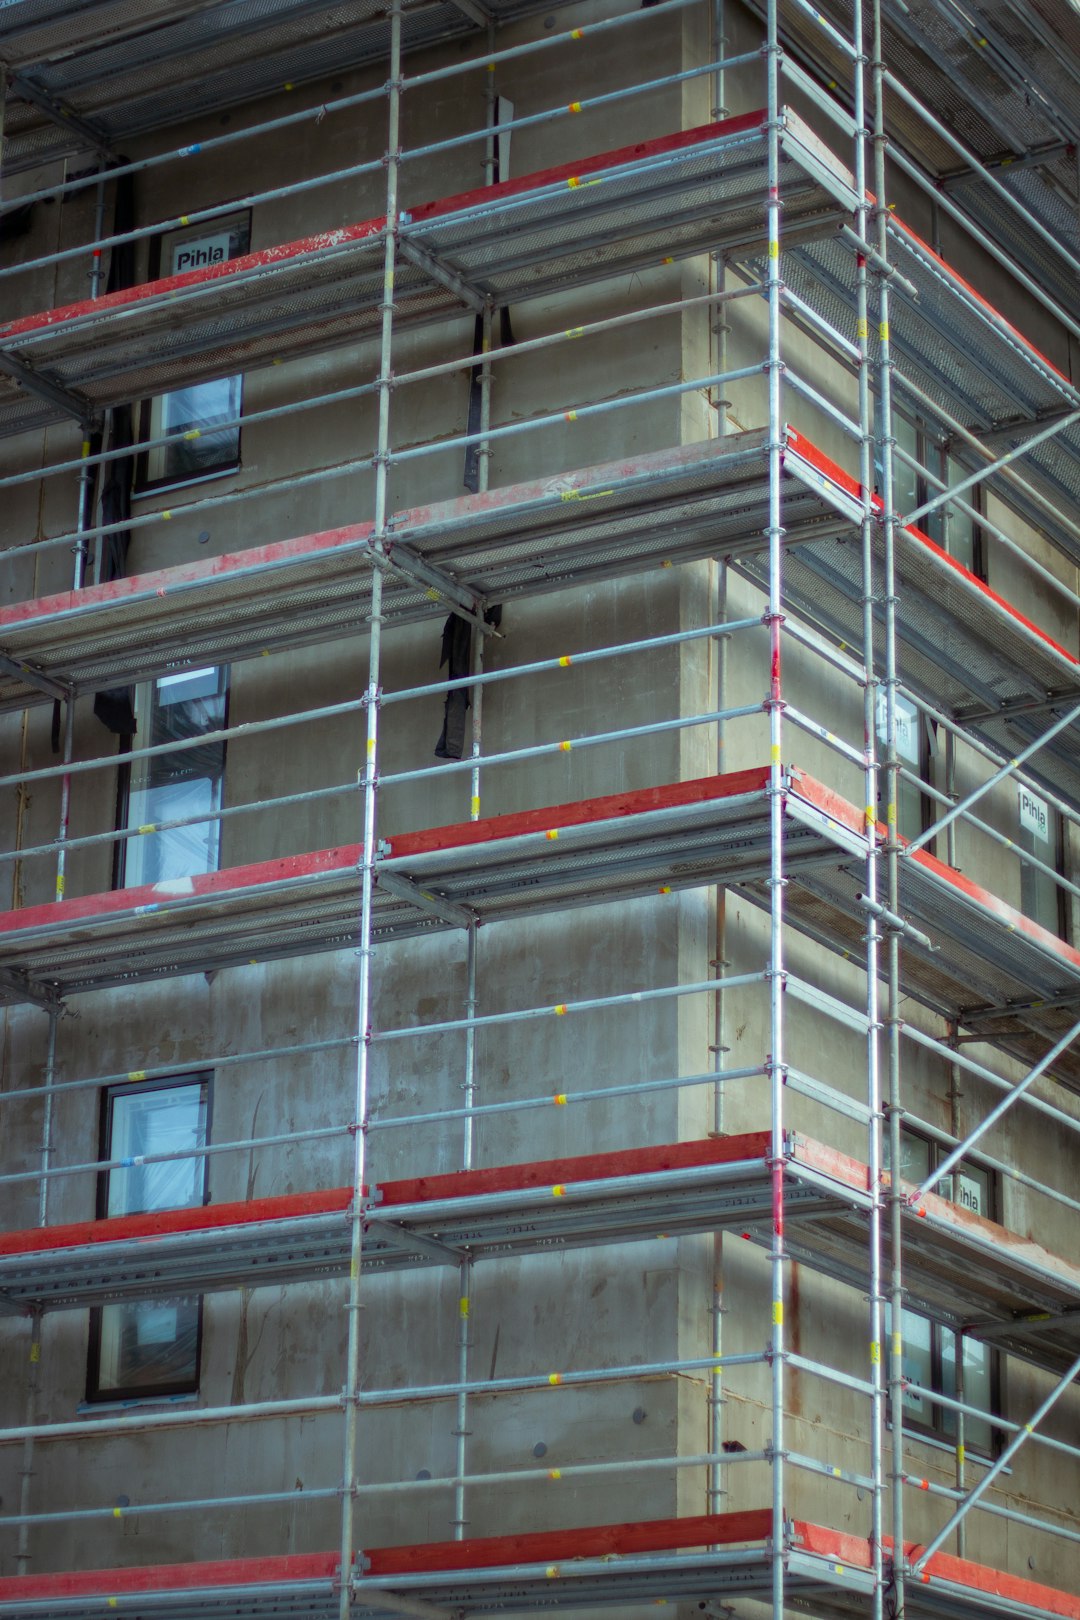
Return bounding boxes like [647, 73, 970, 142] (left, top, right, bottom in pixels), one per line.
[1, 0, 1080, 1603]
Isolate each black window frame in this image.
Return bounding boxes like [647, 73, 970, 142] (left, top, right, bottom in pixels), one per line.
[86, 1071, 212, 1404]
[133, 208, 251, 496]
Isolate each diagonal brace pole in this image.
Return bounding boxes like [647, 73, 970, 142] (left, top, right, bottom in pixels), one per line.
[913, 1015, 1080, 1203]
[904, 701, 1080, 855]
[909, 1346, 1080, 1573]
[904, 409, 1080, 529]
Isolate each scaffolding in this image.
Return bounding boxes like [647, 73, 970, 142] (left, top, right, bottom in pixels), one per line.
[2, 0, 1080, 1616]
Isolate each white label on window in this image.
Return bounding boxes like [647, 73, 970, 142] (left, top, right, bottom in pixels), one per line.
[952, 1172, 984, 1217]
[876, 692, 920, 763]
[1018, 786, 1050, 844]
[171, 230, 232, 276]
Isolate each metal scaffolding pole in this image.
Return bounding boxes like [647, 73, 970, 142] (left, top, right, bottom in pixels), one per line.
[870, 2, 905, 1610]
[338, 3, 401, 1609]
[764, 4, 787, 1613]
[851, 4, 885, 1606]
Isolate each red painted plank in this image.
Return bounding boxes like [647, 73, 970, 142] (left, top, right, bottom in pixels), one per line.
[0, 114, 766, 345]
[0, 1512, 772, 1600]
[793, 1522, 1080, 1617]
[364, 1509, 773, 1576]
[787, 430, 1080, 670]
[0, 771, 767, 941]
[0, 1552, 340, 1601]
[0, 1187, 353, 1257]
[385, 768, 771, 859]
[0, 1134, 774, 1255]
[376, 1132, 773, 1208]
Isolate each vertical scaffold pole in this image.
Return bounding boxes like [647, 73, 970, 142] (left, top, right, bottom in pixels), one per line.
[453, 37, 497, 1537]
[871, 1, 905, 1608]
[764, 2, 786, 1612]
[339, 4, 401, 1611]
[853, 5, 884, 1612]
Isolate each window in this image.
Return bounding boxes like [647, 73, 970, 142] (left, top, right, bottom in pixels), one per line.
[893, 413, 985, 578]
[87, 1075, 210, 1402]
[115, 666, 228, 890]
[876, 689, 934, 848]
[889, 1129, 999, 1453]
[1017, 784, 1066, 938]
[136, 213, 250, 492]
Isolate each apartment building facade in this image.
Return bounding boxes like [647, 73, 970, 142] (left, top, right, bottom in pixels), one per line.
[1, 1, 1079, 1616]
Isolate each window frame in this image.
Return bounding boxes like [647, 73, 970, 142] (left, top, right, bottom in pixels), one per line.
[112, 664, 230, 892]
[86, 1072, 212, 1404]
[891, 1127, 1002, 1456]
[133, 209, 251, 496]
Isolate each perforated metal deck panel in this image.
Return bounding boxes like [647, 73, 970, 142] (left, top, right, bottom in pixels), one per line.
[4, 1131, 1079, 1382]
[0, 0, 581, 177]
[0, 1134, 854, 1312]
[0, 109, 855, 439]
[740, 431, 1080, 808]
[735, 210, 1080, 565]
[3, 1515, 1077, 1620]
[754, 0, 1080, 312]
[758, 774, 1080, 1095]
[0, 768, 842, 1002]
[0, 428, 853, 711]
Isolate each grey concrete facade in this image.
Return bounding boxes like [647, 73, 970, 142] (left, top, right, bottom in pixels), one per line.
[1, 2, 1080, 1615]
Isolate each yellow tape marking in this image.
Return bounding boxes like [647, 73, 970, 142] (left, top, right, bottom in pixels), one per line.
[546, 829, 559, 840]
[161, 509, 172, 520]
[128, 1070, 147, 1083]
[773, 1301, 784, 1326]
[113, 1507, 123, 1519]
[470, 795, 480, 817]
[768, 240, 779, 260]
[658, 885, 671, 894]
[559, 655, 572, 667]
[879, 321, 889, 341]
[81, 440, 91, 458]
[553, 1093, 568, 1106]
[565, 409, 578, 422]
[30, 1342, 40, 1364]
[856, 318, 868, 340]
[956, 1444, 965, 1464]
[180, 215, 190, 226]
[571, 26, 583, 36]
[184, 428, 201, 441]
[552, 1184, 565, 1197]
[565, 327, 584, 339]
[137, 823, 156, 835]
[549, 1372, 562, 1384]
[55, 874, 65, 898]
[548, 1468, 562, 1480]
[771, 744, 781, 764]
[460, 1297, 469, 1319]
[546, 1566, 559, 1579]
[568, 101, 582, 114]
[554, 1004, 567, 1016]
[560, 740, 572, 751]
[870, 1341, 880, 1365]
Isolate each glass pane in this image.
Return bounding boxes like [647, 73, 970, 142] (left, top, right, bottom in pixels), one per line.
[945, 456, 974, 570]
[122, 671, 226, 887]
[106, 1082, 207, 1217]
[152, 375, 242, 483]
[899, 1309, 934, 1422]
[1018, 799, 1061, 935]
[96, 1297, 200, 1397]
[949, 1163, 989, 1218]
[941, 1330, 993, 1453]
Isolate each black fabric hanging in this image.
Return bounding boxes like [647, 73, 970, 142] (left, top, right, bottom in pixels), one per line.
[93, 167, 138, 738]
[433, 605, 503, 760]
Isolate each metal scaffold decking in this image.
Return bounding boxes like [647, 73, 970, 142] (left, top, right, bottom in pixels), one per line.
[736, 209, 1080, 563]
[2, 767, 1080, 1097]
[2, 1511, 1080, 1619]
[0, 429, 845, 712]
[0, 0, 582, 178]
[4, 1129, 1080, 1384]
[0, 110, 854, 440]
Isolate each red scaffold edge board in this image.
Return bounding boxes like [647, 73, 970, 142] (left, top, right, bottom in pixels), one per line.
[0, 114, 767, 343]
[0, 1511, 772, 1599]
[0, 1133, 785, 1256]
[0, 769, 771, 938]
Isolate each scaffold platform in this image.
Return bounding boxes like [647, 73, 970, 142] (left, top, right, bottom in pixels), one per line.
[1, 1510, 1077, 1619]
[0, 428, 847, 713]
[739, 208, 1080, 563]
[0, 110, 854, 440]
[747, 430, 1080, 808]
[3, 1129, 1079, 1382]
[0, 0, 576, 178]
[1, 767, 1079, 1096]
